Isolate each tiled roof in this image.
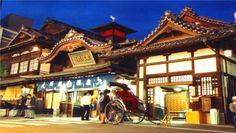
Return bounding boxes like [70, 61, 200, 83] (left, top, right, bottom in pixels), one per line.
[41, 18, 104, 41]
[100, 27, 235, 58]
[99, 7, 235, 58]
[179, 6, 231, 26]
[0, 26, 53, 52]
[137, 10, 222, 46]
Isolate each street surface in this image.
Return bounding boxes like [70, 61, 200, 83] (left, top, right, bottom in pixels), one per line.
[0, 117, 236, 133]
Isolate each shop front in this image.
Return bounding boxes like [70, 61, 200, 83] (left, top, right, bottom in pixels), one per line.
[0, 83, 36, 105]
[37, 74, 117, 117]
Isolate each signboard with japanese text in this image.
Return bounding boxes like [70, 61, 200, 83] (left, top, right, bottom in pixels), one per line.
[68, 50, 96, 67]
[37, 74, 116, 92]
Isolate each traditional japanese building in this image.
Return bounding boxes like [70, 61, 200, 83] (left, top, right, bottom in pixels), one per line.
[101, 7, 236, 124]
[20, 18, 137, 116]
[0, 25, 56, 107]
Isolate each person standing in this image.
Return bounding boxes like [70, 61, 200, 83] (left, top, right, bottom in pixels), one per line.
[229, 96, 236, 128]
[81, 92, 92, 120]
[99, 89, 110, 124]
[25, 94, 36, 118]
[15, 95, 26, 117]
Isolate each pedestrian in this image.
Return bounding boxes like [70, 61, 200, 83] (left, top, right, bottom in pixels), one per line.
[25, 94, 36, 119]
[229, 96, 236, 128]
[99, 89, 110, 124]
[2, 101, 14, 117]
[81, 92, 92, 120]
[15, 95, 26, 117]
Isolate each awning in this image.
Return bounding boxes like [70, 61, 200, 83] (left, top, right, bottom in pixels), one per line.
[0, 78, 27, 87]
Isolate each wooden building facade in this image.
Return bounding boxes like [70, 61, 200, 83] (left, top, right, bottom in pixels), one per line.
[20, 19, 137, 116]
[101, 7, 236, 124]
[0, 25, 56, 101]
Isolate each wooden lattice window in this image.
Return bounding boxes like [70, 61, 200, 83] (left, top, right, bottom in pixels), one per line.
[194, 76, 218, 96]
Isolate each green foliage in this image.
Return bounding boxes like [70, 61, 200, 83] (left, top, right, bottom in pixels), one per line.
[0, 62, 5, 76]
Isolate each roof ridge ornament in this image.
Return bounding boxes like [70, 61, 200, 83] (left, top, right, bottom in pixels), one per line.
[110, 15, 116, 22]
[181, 6, 197, 16]
[65, 29, 84, 38]
[20, 25, 28, 31]
[165, 10, 172, 17]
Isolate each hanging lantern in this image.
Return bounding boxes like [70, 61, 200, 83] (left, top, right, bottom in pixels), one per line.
[224, 49, 232, 57]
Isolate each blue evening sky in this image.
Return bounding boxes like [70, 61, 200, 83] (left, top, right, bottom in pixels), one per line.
[1, 0, 236, 40]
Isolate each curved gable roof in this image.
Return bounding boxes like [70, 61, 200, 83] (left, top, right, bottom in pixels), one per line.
[179, 6, 231, 27]
[39, 29, 113, 63]
[137, 10, 218, 47]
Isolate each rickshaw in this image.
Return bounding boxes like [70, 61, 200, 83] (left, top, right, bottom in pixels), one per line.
[104, 82, 146, 124]
[104, 82, 171, 126]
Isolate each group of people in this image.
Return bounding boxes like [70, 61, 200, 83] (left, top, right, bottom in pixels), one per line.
[80, 89, 114, 124]
[0, 94, 36, 118]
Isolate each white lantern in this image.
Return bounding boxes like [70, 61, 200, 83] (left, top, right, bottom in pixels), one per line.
[224, 49, 232, 57]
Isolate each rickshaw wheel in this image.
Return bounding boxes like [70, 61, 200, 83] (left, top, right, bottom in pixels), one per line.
[127, 111, 146, 124]
[127, 101, 146, 124]
[105, 100, 125, 124]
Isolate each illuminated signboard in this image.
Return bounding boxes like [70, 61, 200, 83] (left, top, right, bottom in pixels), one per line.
[68, 50, 96, 67]
[37, 74, 116, 91]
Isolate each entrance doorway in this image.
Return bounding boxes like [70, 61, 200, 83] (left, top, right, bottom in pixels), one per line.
[147, 85, 189, 120]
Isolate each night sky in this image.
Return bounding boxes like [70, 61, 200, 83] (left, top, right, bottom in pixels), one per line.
[1, 1, 236, 40]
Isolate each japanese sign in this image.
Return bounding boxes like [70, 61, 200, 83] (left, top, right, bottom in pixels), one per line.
[68, 50, 96, 67]
[37, 74, 116, 91]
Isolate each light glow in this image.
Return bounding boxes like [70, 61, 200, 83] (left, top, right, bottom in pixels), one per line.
[224, 49, 232, 57]
[174, 88, 182, 92]
[32, 46, 40, 52]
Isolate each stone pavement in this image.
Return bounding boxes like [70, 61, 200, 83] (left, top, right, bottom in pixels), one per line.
[0, 115, 235, 133]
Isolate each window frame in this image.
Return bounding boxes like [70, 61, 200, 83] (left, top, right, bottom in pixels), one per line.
[10, 63, 19, 75]
[19, 61, 29, 73]
[29, 59, 39, 71]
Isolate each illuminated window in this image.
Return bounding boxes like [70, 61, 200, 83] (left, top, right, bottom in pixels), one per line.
[148, 77, 168, 84]
[194, 76, 218, 96]
[139, 59, 144, 64]
[168, 51, 191, 60]
[194, 48, 215, 57]
[169, 61, 192, 72]
[29, 59, 39, 71]
[146, 64, 166, 74]
[19, 61, 29, 73]
[146, 55, 166, 63]
[170, 75, 192, 82]
[139, 67, 144, 78]
[10, 63, 19, 74]
[139, 81, 144, 100]
[194, 57, 217, 73]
